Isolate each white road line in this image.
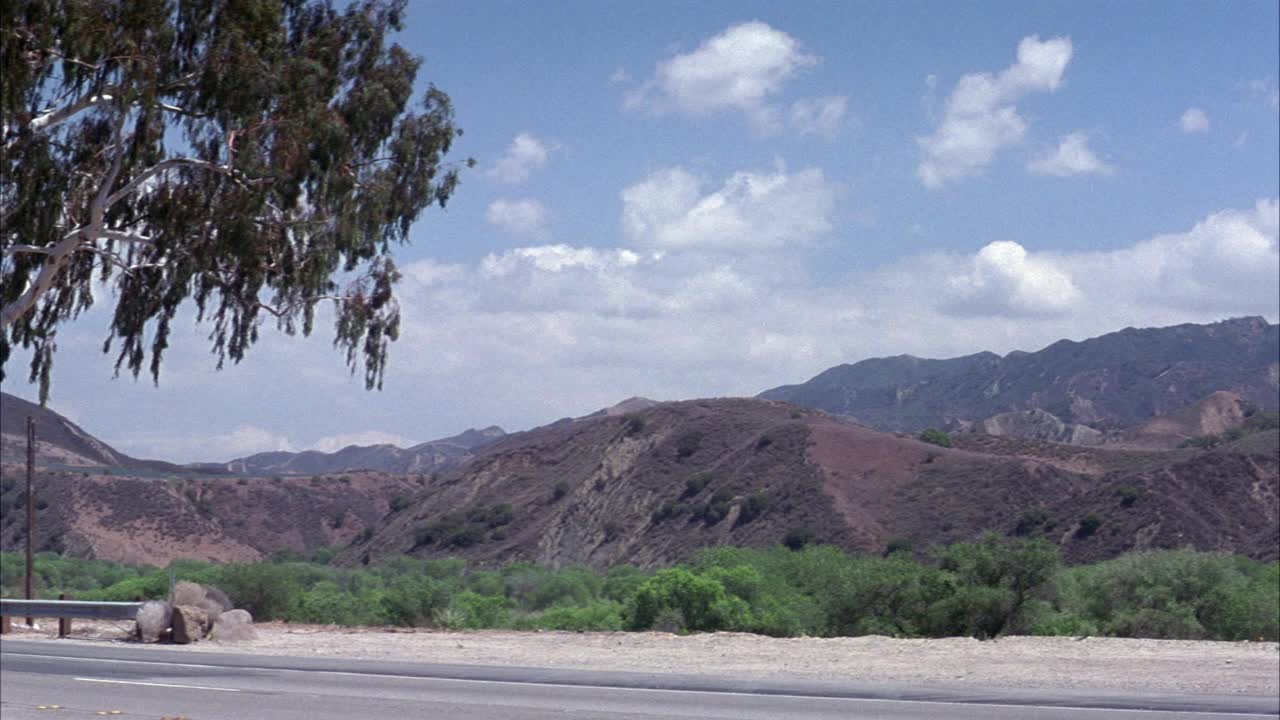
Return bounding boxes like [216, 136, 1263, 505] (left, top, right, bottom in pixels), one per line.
[74, 677, 242, 692]
[4, 652, 1269, 717]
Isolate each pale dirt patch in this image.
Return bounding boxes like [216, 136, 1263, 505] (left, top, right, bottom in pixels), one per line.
[7, 621, 1277, 696]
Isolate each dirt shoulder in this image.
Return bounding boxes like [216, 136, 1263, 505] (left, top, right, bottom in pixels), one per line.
[6, 622, 1277, 697]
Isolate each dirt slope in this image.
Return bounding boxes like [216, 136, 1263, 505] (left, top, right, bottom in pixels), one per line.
[344, 398, 1279, 569]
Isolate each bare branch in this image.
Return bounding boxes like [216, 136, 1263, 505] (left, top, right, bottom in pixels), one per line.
[105, 157, 249, 207]
[90, 108, 129, 226]
[78, 244, 162, 276]
[254, 295, 350, 318]
[97, 229, 154, 245]
[0, 227, 86, 327]
[3, 244, 55, 257]
[3, 90, 121, 151]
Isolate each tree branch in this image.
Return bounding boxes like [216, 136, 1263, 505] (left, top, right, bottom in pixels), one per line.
[78, 243, 162, 276]
[3, 244, 55, 257]
[105, 157, 250, 207]
[0, 227, 86, 327]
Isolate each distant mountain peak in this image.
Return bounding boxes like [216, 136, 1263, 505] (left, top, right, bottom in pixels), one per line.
[759, 318, 1279, 433]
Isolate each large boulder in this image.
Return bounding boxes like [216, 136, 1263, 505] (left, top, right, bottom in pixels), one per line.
[210, 608, 257, 642]
[135, 600, 173, 643]
[171, 605, 209, 644]
[173, 581, 207, 607]
[198, 584, 233, 620]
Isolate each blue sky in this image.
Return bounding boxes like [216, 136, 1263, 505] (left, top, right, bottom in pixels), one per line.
[5, 1, 1279, 462]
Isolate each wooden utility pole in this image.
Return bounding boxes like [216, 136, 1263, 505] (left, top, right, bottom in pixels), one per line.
[25, 416, 35, 626]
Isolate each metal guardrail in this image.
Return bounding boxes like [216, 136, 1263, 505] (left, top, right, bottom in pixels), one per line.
[0, 599, 143, 621]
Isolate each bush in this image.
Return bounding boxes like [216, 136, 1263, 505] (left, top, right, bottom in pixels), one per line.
[736, 492, 769, 525]
[783, 528, 814, 551]
[700, 488, 734, 525]
[918, 428, 953, 448]
[1075, 514, 1103, 538]
[551, 480, 570, 501]
[1014, 509, 1053, 536]
[535, 601, 624, 631]
[628, 568, 747, 633]
[622, 414, 646, 436]
[682, 472, 712, 498]
[388, 495, 412, 513]
[929, 533, 1059, 638]
[446, 591, 510, 629]
[675, 431, 704, 459]
[1052, 550, 1278, 641]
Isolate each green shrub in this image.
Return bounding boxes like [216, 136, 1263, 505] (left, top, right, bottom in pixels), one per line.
[675, 431, 704, 459]
[628, 568, 747, 633]
[1076, 514, 1103, 538]
[446, 591, 510, 629]
[551, 480, 570, 501]
[783, 527, 814, 551]
[683, 472, 712, 498]
[736, 493, 769, 525]
[389, 495, 412, 513]
[535, 601, 624, 631]
[918, 428, 953, 448]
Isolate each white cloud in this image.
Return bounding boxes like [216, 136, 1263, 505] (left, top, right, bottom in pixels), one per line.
[620, 165, 835, 251]
[481, 245, 641, 278]
[379, 197, 1276, 439]
[486, 133, 557, 185]
[310, 430, 412, 454]
[609, 67, 631, 85]
[918, 35, 1073, 187]
[486, 198, 550, 238]
[945, 241, 1082, 316]
[1248, 78, 1279, 111]
[1179, 107, 1210, 134]
[1028, 131, 1114, 177]
[789, 95, 848, 139]
[625, 21, 818, 133]
[111, 424, 296, 463]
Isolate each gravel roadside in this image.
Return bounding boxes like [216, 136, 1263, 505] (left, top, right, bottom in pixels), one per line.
[5, 622, 1277, 696]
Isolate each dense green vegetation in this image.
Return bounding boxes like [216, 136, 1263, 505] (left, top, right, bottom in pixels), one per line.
[2, 539, 1275, 641]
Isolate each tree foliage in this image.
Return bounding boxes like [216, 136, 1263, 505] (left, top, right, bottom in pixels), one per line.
[1, 0, 469, 400]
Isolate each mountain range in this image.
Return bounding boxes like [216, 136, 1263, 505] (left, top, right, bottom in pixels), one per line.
[760, 316, 1278, 433]
[0, 317, 1276, 568]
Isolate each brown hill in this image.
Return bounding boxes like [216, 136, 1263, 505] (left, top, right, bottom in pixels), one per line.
[0, 392, 190, 474]
[0, 466, 421, 566]
[1120, 391, 1253, 449]
[343, 398, 1279, 569]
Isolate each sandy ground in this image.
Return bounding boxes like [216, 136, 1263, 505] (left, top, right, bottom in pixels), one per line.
[4, 621, 1277, 697]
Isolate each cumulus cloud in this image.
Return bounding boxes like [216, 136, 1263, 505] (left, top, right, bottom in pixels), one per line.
[310, 430, 413, 454]
[620, 165, 835, 251]
[486, 198, 551, 238]
[1090, 198, 1278, 313]
[1180, 108, 1210, 134]
[625, 21, 818, 133]
[1028, 132, 1114, 177]
[918, 35, 1073, 187]
[945, 241, 1082, 316]
[486, 132, 557, 185]
[789, 95, 848, 139]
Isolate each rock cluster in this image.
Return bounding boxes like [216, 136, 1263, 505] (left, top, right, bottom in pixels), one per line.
[133, 582, 254, 644]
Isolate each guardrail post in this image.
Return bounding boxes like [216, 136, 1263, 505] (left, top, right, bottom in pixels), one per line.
[1, 614, 10, 634]
[58, 593, 71, 638]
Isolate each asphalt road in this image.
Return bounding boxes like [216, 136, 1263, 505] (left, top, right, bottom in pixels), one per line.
[2, 639, 1277, 719]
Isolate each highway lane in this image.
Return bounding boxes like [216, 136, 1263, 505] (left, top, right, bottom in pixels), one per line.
[3, 639, 1277, 719]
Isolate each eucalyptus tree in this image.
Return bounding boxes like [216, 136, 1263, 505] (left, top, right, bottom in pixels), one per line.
[1, 0, 469, 400]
